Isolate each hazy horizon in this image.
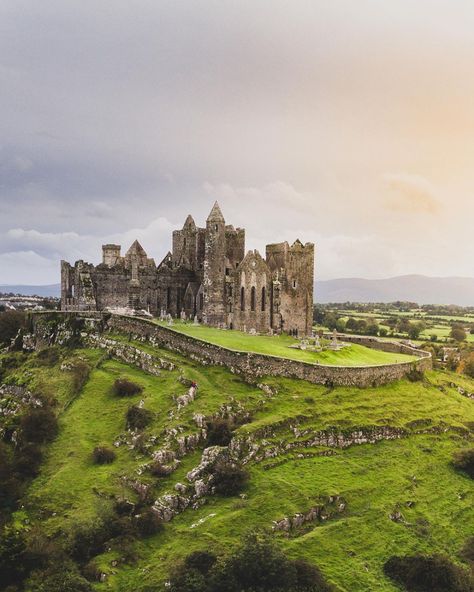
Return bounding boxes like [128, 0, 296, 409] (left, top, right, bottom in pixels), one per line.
[2, 1, 474, 284]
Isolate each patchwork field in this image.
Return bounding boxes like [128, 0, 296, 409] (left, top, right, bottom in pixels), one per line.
[2, 336, 473, 591]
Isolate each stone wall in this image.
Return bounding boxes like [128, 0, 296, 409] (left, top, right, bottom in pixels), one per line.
[27, 312, 431, 388]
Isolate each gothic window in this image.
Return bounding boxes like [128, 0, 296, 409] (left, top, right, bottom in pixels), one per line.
[166, 287, 171, 309]
[240, 287, 245, 311]
[261, 286, 266, 311]
[199, 293, 204, 310]
[292, 279, 297, 289]
[215, 224, 218, 231]
[250, 286, 256, 311]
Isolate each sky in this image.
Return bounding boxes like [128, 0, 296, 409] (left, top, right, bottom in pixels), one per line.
[1, 0, 474, 285]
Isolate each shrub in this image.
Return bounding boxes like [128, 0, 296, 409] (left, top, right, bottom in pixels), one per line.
[25, 562, 93, 592]
[71, 361, 91, 394]
[92, 446, 116, 465]
[184, 551, 217, 575]
[0, 311, 25, 347]
[460, 537, 474, 566]
[82, 560, 102, 582]
[384, 554, 473, 592]
[452, 448, 474, 478]
[69, 511, 124, 563]
[406, 368, 424, 383]
[14, 443, 43, 478]
[134, 508, 163, 537]
[126, 405, 152, 430]
[36, 347, 60, 367]
[20, 408, 58, 444]
[206, 418, 234, 447]
[463, 354, 474, 379]
[212, 460, 249, 496]
[149, 461, 174, 477]
[113, 378, 143, 397]
[168, 533, 334, 592]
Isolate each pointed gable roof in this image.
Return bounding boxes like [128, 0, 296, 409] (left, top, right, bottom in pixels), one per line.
[126, 240, 147, 258]
[207, 200, 225, 222]
[183, 214, 196, 230]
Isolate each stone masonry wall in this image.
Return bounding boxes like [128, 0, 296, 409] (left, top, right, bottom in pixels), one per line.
[27, 312, 431, 388]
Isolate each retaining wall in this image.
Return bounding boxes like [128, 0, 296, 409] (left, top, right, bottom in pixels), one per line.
[27, 312, 432, 388]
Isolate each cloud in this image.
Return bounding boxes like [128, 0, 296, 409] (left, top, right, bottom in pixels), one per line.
[382, 173, 441, 214]
[0, 216, 179, 284]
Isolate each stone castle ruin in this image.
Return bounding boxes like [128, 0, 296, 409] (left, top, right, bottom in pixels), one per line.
[61, 202, 314, 335]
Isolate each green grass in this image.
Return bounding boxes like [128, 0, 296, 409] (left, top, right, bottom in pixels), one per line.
[2, 342, 474, 592]
[154, 320, 417, 366]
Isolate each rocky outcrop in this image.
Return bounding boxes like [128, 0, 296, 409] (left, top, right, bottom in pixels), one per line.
[85, 334, 175, 374]
[272, 495, 347, 532]
[231, 425, 407, 464]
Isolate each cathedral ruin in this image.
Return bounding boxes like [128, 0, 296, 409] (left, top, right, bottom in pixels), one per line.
[61, 202, 315, 335]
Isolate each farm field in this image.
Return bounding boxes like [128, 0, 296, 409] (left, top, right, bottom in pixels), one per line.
[154, 320, 417, 365]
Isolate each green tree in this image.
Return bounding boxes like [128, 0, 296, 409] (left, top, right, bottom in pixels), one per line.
[450, 325, 466, 342]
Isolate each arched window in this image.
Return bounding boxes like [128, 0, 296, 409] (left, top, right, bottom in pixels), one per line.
[250, 286, 256, 311]
[261, 286, 266, 311]
[240, 287, 245, 311]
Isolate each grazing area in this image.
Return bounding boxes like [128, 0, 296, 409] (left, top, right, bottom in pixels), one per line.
[0, 329, 473, 592]
[155, 320, 417, 366]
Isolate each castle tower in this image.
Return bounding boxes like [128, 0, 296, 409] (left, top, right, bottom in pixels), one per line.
[203, 201, 226, 326]
[102, 244, 121, 267]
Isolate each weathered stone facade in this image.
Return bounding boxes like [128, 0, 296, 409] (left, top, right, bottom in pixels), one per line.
[61, 202, 314, 335]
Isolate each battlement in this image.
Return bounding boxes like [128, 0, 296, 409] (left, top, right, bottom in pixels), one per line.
[61, 203, 315, 335]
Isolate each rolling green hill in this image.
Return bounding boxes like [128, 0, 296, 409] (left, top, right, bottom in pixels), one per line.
[1, 338, 473, 592]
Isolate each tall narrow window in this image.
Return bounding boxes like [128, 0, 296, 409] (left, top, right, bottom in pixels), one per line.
[250, 286, 256, 311]
[166, 287, 171, 309]
[240, 287, 245, 311]
[261, 286, 266, 311]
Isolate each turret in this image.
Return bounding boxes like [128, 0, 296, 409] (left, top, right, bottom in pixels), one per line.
[102, 244, 121, 267]
[203, 201, 227, 325]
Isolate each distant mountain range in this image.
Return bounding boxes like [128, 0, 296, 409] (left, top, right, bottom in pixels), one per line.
[0, 284, 61, 298]
[2, 275, 474, 306]
[316, 275, 474, 306]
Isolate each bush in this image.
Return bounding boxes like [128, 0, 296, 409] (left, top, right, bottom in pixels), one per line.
[35, 347, 60, 367]
[460, 537, 474, 566]
[212, 460, 249, 496]
[14, 443, 43, 478]
[168, 533, 334, 592]
[69, 512, 124, 563]
[134, 508, 163, 537]
[463, 354, 474, 379]
[92, 446, 116, 465]
[206, 419, 234, 447]
[113, 378, 143, 397]
[452, 448, 474, 478]
[25, 562, 93, 592]
[406, 368, 424, 383]
[0, 311, 25, 347]
[384, 554, 473, 592]
[71, 361, 91, 394]
[184, 551, 217, 575]
[126, 405, 152, 430]
[20, 407, 58, 444]
[149, 461, 174, 477]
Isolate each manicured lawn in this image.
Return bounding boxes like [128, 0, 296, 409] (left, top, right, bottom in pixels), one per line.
[154, 321, 417, 366]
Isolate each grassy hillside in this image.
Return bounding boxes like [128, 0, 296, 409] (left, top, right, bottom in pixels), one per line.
[1, 340, 473, 591]
[154, 321, 417, 365]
